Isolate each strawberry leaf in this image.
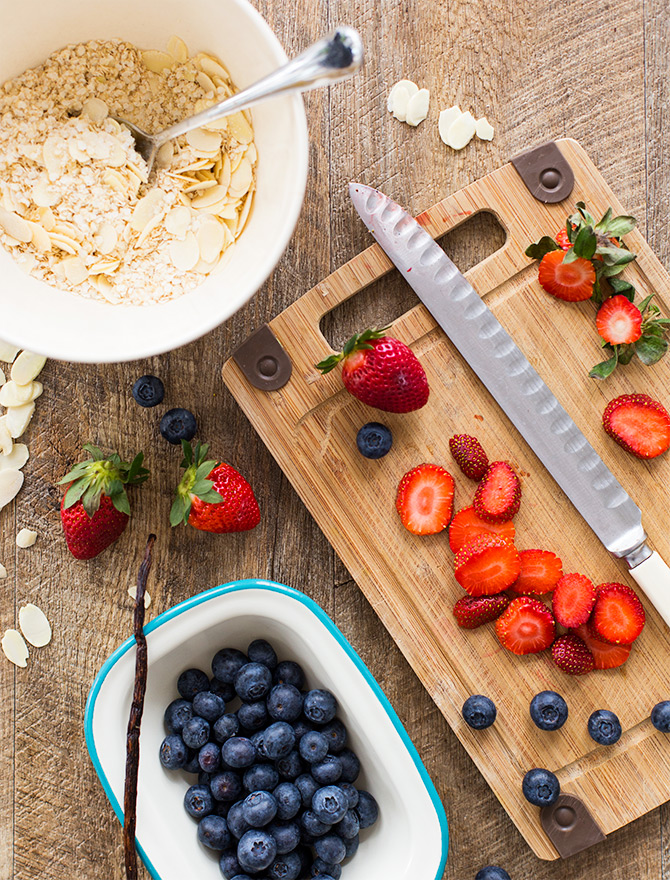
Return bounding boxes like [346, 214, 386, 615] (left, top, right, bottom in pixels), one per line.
[607, 215, 637, 237]
[170, 495, 189, 527]
[57, 462, 91, 485]
[83, 443, 104, 461]
[562, 249, 579, 264]
[608, 278, 636, 301]
[589, 351, 618, 379]
[315, 353, 343, 374]
[598, 246, 636, 266]
[572, 226, 597, 260]
[195, 460, 215, 482]
[618, 343, 636, 365]
[81, 483, 102, 518]
[636, 335, 668, 365]
[524, 237, 560, 260]
[198, 489, 224, 503]
[594, 207, 613, 232]
[63, 480, 88, 509]
[111, 491, 131, 516]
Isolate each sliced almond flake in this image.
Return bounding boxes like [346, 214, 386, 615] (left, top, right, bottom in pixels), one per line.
[387, 79, 419, 113]
[212, 244, 235, 274]
[0, 469, 24, 510]
[197, 56, 229, 80]
[166, 35, 189, 63]
[42, 136, 65, 180]
[107, 142, 128, 168]
[406, 88, 430, 126]
[51, 220, 80, 238]
[156, 142, 174, 168]
[11, 351, 46, 385]
[222, 216, 238, 237]
[438, 106, 462, 144]
[216, 202, 239, 220]
[445, 110, 477, 150]
[194, 256, 218, 274]
[0, 380, 41, 407]
[165, 206, 192, 238]
[228, 112, 253, 145]
[93, 222, 118, 255]
[68, 140, 90, 163]
[134, 212, 165, 249]
[127, 160, 149, 183]
[186, 128, 222, 154]
[236, 186, 255, 237]
[49, 233, 79, 255]
[0, 443, 29, 471]
[218, 153, 232, 190]
[18, 256, 37, 275]
[129, 190, 165, 233]
[230, 151, 244, 174]
[128, 585, 151, 608]
[0, 418, 13, 456]
[28, 222, 52, 253]
[32, 180, 61, 208]
[0, 368, 4, 386]
[88, 258, 121, 275]
[62, 257, 88, 285]
[2, 629, 28, 667]
[103, 169, 128, 194]
[475, 116, 495, 141]
[0, 564, 6, 579]
[196, 71, 216, 94]
[169, 232, 200, 271]
[183, 179, 219, 194]
[0, 342, 20, 363]
[202, 115, 228, 132]
[191, 184, 229, 210]
[197, 217, 226, 263]
[6, 402, 35, 439]
[81, 97, 109, 123]
[174, 158, 212, 174]
[96, 276, 121, 303]
[245, 143, 258, 166]
[141, 50, 174, 74]
[16, 528, 37, 549]
[391, 86, 411, 122]
[0, 208, 32, 242]
[18, 603, 51, 647]
[228, 158, 252, 199]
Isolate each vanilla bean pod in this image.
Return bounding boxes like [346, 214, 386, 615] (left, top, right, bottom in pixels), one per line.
[123, 534, 156, 880]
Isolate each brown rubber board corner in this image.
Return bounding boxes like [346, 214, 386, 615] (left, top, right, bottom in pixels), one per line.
[221, 138, 670, 860]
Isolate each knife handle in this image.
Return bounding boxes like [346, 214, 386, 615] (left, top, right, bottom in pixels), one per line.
[629, 551, 670, 630]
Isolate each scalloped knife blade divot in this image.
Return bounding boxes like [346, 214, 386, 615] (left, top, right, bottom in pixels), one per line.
[349, 182, 670, 629]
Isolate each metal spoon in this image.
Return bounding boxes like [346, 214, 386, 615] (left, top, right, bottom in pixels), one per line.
[115, 26, 363, 177]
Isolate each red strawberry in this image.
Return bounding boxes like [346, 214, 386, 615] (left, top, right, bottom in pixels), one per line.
[495, 596, 556, 655]
[58, 443, 149, 559]
[473, 461, 521, 524]
[603, 393, 670, 459]
[396, 463, 454, 535]
[171, 441, 260, 533]
[573, 623, 632, 670]
[595, 295, 642, 345]
[511, 549, 563, 595]
[448, 506, 516, 553]
[449, 434, 489, 481]
[452, 594, 512, 629]
[551, 633, 595, 675]
[555, 227, 572, 251]
[591, 582, 645, 644]
[537, 250, 595, 302]
[316, 327, 429, 413]
[551, 572, 597, 627]
[454, 534, 521, 596]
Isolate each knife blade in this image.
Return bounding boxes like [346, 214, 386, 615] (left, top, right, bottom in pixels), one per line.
[349, 182, 670, 629]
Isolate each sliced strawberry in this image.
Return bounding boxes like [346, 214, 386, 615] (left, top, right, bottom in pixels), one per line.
[551, 633, 594, 675]
[555, 227, 572, 251]
[454, 534, 521, 596]
[573, 623, 632, 670]
[595, 295, 642, 345]
[591, 582, 645, 644]
[453, 594, 512, 629]
[603, 393, 670, 460]
[448, 506, 516, 553]
[495, 596, 556, 655]
[448, 434, 489, 481]
[511, 549, 563, 595]
[538, 250, 595, 302]
[473, 461, 521, 524]
[396, 463, 454, 535]
[551, 572, 597, 627]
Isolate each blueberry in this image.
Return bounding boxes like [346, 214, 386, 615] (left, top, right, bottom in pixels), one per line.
[264, 722, 296, 760]
[276, 749, 303, 780]
[303, 689, 337, 725]
[212, 648, 248, 684]
[164, 698, 193, 734]
[268, 819, 301, 854]
[588, 709, 622, 745]
[227, 801, 251, 839]
[228, 875, 254, 880]
[242, 790, 278, 827]
[475, 868, 512, 880]
[183, 750, 201, 774]
[314, 833, 346, 864]
[651, 701, 670, 732]
[312, 755, 342, 785]
[320, 720, 347, 753]
[522, 768, 560, 807]
[273, 660, 306, 690]
[250, 729, 267, 758]
[529, 691, 568, 732]
[238, 701, 269, 732]
[214, 713, 241, 744]
[210, 678, 236, 702]
[462, 695, 497, 730]
[159, 734, 188, 770]
[160, 407, 197, 444]
[199, 742, 222, 774]
[235, 662, 273, 702]
[300, 730, 329, 764]
[356, 422, 393, 459]
[237, 829, 277, 873]
[355, 790, 379, 828]
[312, 860, 342, 880]
[300, 810, 330, 838]
[292, 719, 314, 741]
[337, 749, 360, 784]
[219, 849, 243, 879]
[267, 851, 302, 880]
[184, 784, 214, 819]
[177, 668, 210, 700]
[199, 770, 213, 786]
[334, 809, 359, 839]
[244, 762, 280, 793]
[211, 770, 243, 802]
[132, 375, 164, 407]
[247, 638, 278, 669]
[311, 785, 348, 825]
[198, 814, 231, 850]
[339, 782, 359, 809]
[193, 691, 226, 723]
[182, 716, 211, 750]
[273, 782, 301, 820]
[296, 846, 313, 877]
[217, 800, 233, 818]
[295, 773, 320, 808]
[267, 684, 304, 722]
[343, 834, 359, 859]
[222, 737, 257, 769]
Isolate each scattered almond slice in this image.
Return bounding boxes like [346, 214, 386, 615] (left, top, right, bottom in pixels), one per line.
[391, 87, 411, 122]
[18, 604, 51, 647]
[169, 232, 200, 271]
[0, 368, 4, 387]
[166, 35, 189, 64]
[6, 402, 35, 439]
[438, 106, 463, 144]
[0, 380, 41, 407]
[81, 98, 109, 124]
[197, 218, 226, 264]
[406, 88, 430, 127]
[387, 79, 419, 113]
[11, 351, 47, 385]
[0, 564, 6, 579]
[0, 418, 13, 456]
[0, 468, 23, 509]
[476, 116, 495, 141]
[445, 111, 477, 150]
[227, 112, 253, 145]
[141, 50, 174, 74]
[16, 528, 37, 548]
[2, 629, 28, 667]
[0, 342, 20, 363]
[128, 585, 151, 608]
[186, 128, 221, 154]
[0, 443, 28, 471]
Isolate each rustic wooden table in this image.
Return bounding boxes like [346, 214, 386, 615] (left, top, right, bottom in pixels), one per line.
[2, 0, 669, 878]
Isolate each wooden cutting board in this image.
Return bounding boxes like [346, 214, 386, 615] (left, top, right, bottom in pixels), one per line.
[221, 139, 670, 860]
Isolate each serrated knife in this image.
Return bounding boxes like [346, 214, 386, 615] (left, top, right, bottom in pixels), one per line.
[349, 182, 670, 629]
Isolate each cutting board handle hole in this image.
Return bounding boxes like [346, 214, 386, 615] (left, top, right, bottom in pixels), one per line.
[320, 211, 506, 351]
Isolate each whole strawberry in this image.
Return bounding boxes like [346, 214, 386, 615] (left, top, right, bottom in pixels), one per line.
[316, 327, 429, 413]
[58, 444, 149, 559]
[171, 441, 260, 533]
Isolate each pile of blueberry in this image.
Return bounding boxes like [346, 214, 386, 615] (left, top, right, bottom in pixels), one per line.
[131, 374, 198, 445]
[159, 638, 379, 879]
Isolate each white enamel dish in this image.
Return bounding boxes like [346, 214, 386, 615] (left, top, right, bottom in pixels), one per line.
[85, 579, 449, 879]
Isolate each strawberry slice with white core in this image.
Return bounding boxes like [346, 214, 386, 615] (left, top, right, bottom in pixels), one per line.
[396, 463, 454, 535]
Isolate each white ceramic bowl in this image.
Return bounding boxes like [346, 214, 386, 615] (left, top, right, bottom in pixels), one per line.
[0, 0, 308, 362]
[85, 579, 449, 880]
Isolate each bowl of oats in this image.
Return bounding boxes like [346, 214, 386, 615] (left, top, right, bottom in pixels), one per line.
[0, 0, 309, 362]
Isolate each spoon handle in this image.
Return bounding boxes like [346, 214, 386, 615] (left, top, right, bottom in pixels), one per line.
[154, 26, 363, 147]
